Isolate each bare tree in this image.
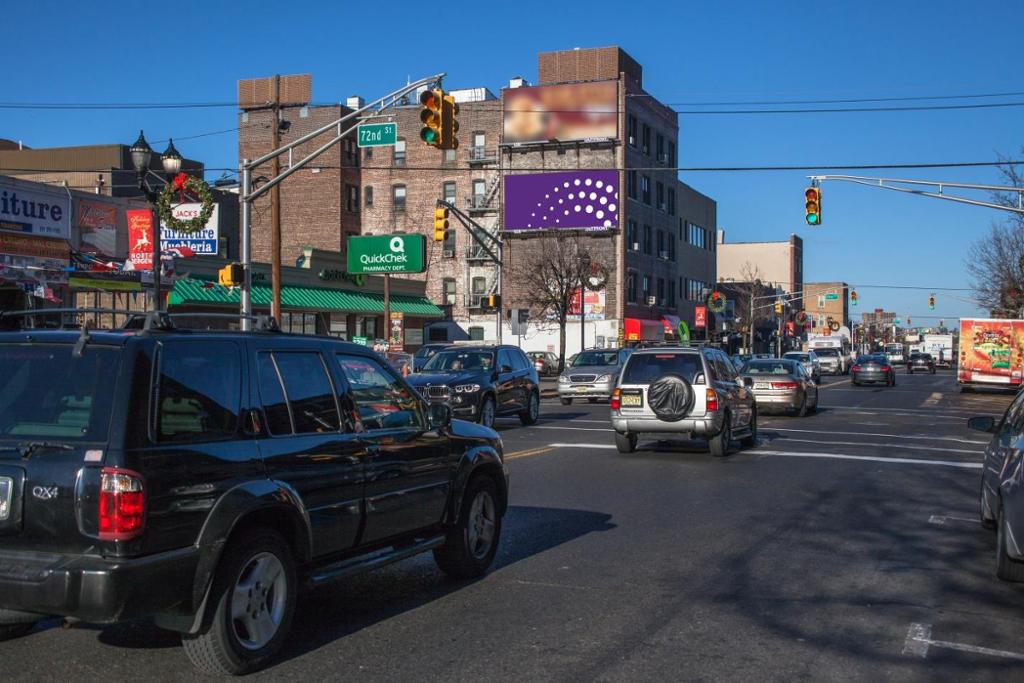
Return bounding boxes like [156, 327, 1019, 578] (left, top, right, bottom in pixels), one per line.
[966, 151, 1024, 316]
[510, 234, 608, 370]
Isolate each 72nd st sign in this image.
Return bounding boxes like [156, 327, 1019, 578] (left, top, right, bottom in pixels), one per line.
[347, 234, 426, 274]
[357, 123, 397, 148]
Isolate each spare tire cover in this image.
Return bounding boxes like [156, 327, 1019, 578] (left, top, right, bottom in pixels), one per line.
[646, 373, 695, 422]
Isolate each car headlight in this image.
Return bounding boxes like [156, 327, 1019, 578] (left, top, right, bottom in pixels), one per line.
[454, 383, 480, 393]
[596, 374, 612, 383]
[558, 375, 570, 384]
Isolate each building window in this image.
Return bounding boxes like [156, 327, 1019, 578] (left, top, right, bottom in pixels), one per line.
[686, 222, 706, 249]
[817, 295, 825, 309]
[641, 175, 651, 205]
[471, 276, 487, 295]
[343, 138, 358, 167]
[667, 188, 676, 216]
[443, 148, 456, 163]
[643, 224, 652, 254]
[627, 272, 638, 303]
[468, 326, 485, 341]
[641, 123, 651, 155]
[472, 179, 486, 208]
[345, 184, 359, 213]
[626, 220, 638, 250]
[628, 115, 637, 146]
[668, 232, 676, 261]
[393, 138, 406, 167]
[656, 182, 665, 211]
[627, 170, 637, 200]
[656, 230, 665, 257]
[364, 185, 373, 208]
[656, 134, 664, 162]
[392, 185, 406, 212]
[642, 275, 651, 301]
[442, 278, 456, 305]
[443, 181, 456, 204]
[656, 277, 665, 304]
[668, 140, 676, 167]
[668, 281, 676, 307]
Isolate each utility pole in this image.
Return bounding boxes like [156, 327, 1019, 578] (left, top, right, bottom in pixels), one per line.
[383, 273, 390, 348]
[270, 75, 282, 323]
[748, 288, 755, 354]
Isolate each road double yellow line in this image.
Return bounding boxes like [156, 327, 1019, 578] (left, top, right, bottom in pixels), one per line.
[504, 446, 554, 461]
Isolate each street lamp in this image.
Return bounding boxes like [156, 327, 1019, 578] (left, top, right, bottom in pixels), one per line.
[128, 130, 184, 310]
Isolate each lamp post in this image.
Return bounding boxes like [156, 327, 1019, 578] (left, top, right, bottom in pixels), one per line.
[578, 254, 591, 353]
[129, 130, 183, 310]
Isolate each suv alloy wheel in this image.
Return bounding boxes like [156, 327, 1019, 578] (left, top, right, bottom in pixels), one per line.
[709, 414, 732, 458]
[519, 391, 540, 425]
[478, 395, 496, 428]
[434, 475, 502, 579]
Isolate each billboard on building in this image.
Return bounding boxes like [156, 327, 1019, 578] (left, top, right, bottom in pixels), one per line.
[160, 203, 220, 255]
[504, 170, 618, 232]
[502, 80, 617, 144]
[0, 182, 70, 239]
[77, 199, 119, 258]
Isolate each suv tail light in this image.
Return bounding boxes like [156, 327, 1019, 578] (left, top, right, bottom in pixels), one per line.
[880, 365, 892, 372]
[851, 364, 861, 372]
[610, 388, 621, 410]
[706, 388, 719, 412]
[98, 467, 145, 541]
[771, 381, 799, 389]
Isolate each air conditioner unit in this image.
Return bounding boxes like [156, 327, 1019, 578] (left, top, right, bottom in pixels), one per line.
[646, 296, 656, 305]
[628, 135, 636, 145]
[631, 242, 640, 251]
[658, 153, 668, 163]
[443, 249, 455, 258]
[659, 250, 670, 260]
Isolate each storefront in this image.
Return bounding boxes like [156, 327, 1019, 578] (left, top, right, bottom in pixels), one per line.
[166, 248, 442, 350]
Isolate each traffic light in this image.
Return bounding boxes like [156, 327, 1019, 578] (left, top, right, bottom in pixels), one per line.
[850, 289, 857, 306]
[419, 88, 443, 148]
[804, 186, 821, 225]
[217, 262, 243, 287]
[907, 317, 912, 326]
[774, 300, 783, 315]
[928, 293, 935, 310]
[440, 93, 460, 150]
[433, 207, 449, 242]
[481, 294, 501, 312]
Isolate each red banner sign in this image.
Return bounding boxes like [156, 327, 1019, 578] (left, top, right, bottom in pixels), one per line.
[126, 209, 153, 270]
[694, 306, 707, 329]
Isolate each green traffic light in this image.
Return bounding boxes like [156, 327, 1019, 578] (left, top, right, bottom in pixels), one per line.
[805, 213, 818, 224]
[421, 127, 437, 144]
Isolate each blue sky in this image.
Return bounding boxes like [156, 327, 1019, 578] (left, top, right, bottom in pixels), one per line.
[3, 0, 1021, 323]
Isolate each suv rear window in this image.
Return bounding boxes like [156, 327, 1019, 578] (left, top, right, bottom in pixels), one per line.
[0, 344, 119, 441]
[622, 353, 703, 384]
[813, 348, 839, 357]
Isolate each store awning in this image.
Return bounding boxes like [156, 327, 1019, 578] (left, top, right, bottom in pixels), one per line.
[168, 278, 444, 317]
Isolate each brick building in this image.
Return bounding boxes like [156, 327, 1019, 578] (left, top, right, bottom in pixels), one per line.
[803, 281, 850, 330]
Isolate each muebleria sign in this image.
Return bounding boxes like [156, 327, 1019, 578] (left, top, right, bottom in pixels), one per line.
[346, 234, 426, 274]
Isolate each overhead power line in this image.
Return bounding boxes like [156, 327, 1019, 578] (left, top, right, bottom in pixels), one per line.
[628, 89, 1024, 106]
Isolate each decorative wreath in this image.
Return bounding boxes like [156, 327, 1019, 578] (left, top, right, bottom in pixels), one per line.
[707, 291, 726, 314]
[794, 311, 808, 325]
[584, 262, 611, 291]
[156, 172, 215, 235]
[829, 319, 841, 332]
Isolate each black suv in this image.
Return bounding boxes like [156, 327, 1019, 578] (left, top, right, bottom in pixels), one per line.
[406, 345, 540, 428]
[0, 313, 508, 675]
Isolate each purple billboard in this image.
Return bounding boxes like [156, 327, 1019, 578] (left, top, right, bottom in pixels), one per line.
[504, 170, 619, 232]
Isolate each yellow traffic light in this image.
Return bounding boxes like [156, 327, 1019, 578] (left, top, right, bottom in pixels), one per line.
[440, 93, 460, 150]
[433, 207, 449, 242]
[482, 294, 501, 312]
[420, 89, 443, 148]
[218, 263, 243, 287]
[928, 294, 935, 310]
[774, 300, 782, 315]
[805, 187, 821, 225]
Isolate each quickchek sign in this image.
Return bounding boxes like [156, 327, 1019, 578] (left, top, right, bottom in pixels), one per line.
[346, 234, 426, 274]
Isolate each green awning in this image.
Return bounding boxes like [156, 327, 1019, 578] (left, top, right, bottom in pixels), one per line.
[168, 278, 443, 317]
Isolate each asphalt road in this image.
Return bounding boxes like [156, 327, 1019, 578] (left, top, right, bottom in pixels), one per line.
[4, 369, 1024, 681]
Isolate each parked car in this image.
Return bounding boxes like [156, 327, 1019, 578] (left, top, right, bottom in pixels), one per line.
[851, 354, 896, 386]
[907, 352, 936, 374]
[407, 345, 540, 428]
[811, 347, 844, 376]
[558, 348, 632, 404]
[972, 390, 1024, 581]
[0, 313, 508, 675]
[527, 351, 560, 377]
[782, 351, 821, 384]
[412, 343, 449, 372]
[737, 358, 819, 416]
[610, 346, 756, 457]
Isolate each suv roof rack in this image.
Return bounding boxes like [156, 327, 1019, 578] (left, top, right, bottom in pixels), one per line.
[0, 308, 280, 333]
[0, 308, 146, 330]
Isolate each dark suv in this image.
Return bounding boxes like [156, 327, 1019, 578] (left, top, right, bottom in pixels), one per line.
[0, 314, 508, 675]
[406, 345, 540, 428]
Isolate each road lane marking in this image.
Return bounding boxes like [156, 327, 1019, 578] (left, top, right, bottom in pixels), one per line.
[922, 392, 943, 407]
[902, 622, 1024, 662]
[757, 426, 989, 445]
[775, 438, 981, 455]
[928, 514, 979, 526]
[535, 425, 613, 433]
[549, 442, 616, 449]
[753, 450, 981, 469]
[505, 447, 553, 461]
[818, 378, 851, 389]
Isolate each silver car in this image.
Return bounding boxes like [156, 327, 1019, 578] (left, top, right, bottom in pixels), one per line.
[611, 346, 756, 457]
[782, 351, 821, 384]
[738, 358, 819, 416]
[559, 348, 632, 404]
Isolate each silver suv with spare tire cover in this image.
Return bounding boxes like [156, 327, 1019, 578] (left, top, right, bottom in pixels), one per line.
[610, 346, 757, 457]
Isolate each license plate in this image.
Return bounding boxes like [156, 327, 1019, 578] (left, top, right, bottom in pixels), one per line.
[754, 382, 769, 390]
[621, 393, 643, 407]
[0, 477, 11, 521]
[575, 385, 593, 391]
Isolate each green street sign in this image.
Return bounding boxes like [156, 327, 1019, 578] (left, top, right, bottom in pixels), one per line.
[357, 123, 397, 148]
[894, 318, 902, 325]
[825, 293, 839, 300]
[347, 234, 426, 274]
[351, 335, 368, 346]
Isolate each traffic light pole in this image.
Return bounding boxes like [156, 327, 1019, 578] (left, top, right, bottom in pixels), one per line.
[437, 200, 504, 343]
[808, 175, 1024, 215]
[237, 72, 446, 330]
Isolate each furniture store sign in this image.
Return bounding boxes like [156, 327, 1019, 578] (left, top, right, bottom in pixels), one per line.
[346, 234, 425, 274]
[0, 183, 70, 239]
[160, 203, 220, 255]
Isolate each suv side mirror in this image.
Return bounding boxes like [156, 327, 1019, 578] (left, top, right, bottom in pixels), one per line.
[428, 403, 452, 430]
[968, 415, 996, 433]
